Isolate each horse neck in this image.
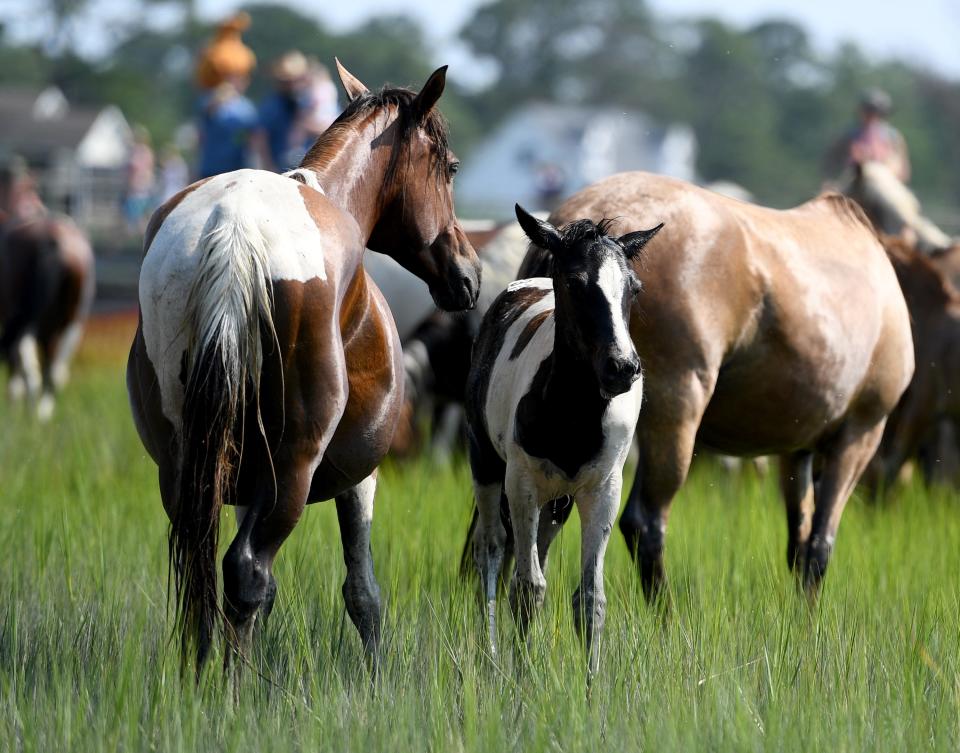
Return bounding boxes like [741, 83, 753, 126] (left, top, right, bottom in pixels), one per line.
[300, 111, 395, 243]
[539, 299, 603, 407]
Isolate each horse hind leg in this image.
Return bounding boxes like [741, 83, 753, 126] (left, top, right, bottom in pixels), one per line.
[222, 457, 309, 668]
[335, 473, 383, 674]
[804, 420, 886, 596]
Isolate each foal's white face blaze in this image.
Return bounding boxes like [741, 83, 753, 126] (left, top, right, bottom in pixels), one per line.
[596, 254, 637, 367]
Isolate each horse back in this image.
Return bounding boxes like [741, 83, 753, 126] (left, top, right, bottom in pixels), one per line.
[134, 169, 401, 501]
[548, 172, 913, 453]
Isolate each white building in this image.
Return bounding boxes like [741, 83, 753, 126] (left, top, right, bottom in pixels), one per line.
[456, 102, 697, 219]
[0, 85, 133, 233]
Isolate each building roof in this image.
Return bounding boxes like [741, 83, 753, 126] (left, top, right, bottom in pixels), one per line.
[455, 102, 697, 219]
[0, 86, 131, 168]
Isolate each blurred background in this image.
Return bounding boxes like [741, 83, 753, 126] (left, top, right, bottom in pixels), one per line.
[0, 0, 959, 304]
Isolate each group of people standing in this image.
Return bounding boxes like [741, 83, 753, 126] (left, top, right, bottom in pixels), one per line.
[193, 12, 339, 179]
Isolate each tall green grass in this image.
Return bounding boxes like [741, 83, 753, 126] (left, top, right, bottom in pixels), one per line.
[1, 341, 959, 751]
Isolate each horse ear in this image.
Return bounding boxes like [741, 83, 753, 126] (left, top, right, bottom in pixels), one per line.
[335, 58, 369, 102]
[515, 204, 562, 252]
[619, 223, 664, 259]
[412, 66, 447, 122]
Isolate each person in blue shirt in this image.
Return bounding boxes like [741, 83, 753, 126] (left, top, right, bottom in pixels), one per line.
[197, 83, 261, 178]
[193, 13, 263, 178]
[259, 51, 313, 172]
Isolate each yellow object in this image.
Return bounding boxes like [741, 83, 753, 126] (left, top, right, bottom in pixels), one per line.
[195, 12, 256, 90]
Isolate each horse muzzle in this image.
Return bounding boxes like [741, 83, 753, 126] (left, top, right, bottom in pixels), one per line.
[598, 353, 641, 398]
[431, 260, 481, 312]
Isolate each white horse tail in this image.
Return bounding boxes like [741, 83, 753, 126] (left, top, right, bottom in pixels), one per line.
[170, 202, 276, 674]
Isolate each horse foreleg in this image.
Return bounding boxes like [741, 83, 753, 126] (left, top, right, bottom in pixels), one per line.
[573, 477, 620, 680]
[505, 472, 545, 645]
[779, 451, 814, 573]
[334, 472, 383, 675]
[620, 421, 697, 604]
[620, 373, 708, 604]
[49, 321, 84, 390]
[11, 334, 42, 409]
[804, 420, 886, 596]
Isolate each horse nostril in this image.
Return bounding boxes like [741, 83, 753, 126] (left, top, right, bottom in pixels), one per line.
[460, 272, 478, 301]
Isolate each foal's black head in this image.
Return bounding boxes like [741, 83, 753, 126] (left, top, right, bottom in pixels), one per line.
[515, 204, 663, 397]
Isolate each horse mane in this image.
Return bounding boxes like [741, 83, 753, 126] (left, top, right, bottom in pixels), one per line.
[300, 85, 450, 193]
[814, 192, 878, 236]
[516, 218, 619, 278]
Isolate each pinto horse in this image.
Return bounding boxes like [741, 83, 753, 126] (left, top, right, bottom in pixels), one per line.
[0, 213, 94, 420]
[127, 61, 480, 674]
[468, 172, 913, 599]
[467, 206, 661, 674]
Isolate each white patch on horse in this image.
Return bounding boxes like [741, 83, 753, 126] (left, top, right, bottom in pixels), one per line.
[506, 278, 544, 293]
[16, 334, 42, 399]
[140, 169, 325, 426]
[483, 282, 555, 458]
[282, 168, 324, 194]
[50, 321, 83, 389]
[596, 256, 634, 360]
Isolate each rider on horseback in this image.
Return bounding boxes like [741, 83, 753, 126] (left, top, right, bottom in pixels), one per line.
[827, 88, 911, 183]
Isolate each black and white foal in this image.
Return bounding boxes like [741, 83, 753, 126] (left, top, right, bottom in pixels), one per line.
[465, 205, 662, 673]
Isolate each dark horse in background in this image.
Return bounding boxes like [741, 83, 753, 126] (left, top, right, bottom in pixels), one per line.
[868, 236, 960, 488]
[465, 172, 913, 600]
[127, 61, 480, 676]
[0, 207, 95, 421]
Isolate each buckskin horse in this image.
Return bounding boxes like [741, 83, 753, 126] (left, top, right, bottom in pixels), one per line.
[127, 61, 480, 675]
[0, 211, 94, 420]
[466, 172, 914, 601]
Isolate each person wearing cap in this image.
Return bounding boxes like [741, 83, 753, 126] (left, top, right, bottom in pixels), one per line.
[258, 50, 312, 172]
[194, 12, 263, 178]
[826, 88, 911, 183]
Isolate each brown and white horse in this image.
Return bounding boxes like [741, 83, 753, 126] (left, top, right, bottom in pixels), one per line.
[0, 212, 94, 420]
[469, 172, 914, 600]
[127, 61, 480, 675]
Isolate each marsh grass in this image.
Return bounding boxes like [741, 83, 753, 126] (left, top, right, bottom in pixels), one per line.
[1, 328, 959, 751]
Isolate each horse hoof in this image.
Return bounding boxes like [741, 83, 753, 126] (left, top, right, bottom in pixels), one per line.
[7, 375, 26, 401]
[37, 394, 55, 422]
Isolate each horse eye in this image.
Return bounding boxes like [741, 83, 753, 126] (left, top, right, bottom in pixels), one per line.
[448, 160, 460, 177]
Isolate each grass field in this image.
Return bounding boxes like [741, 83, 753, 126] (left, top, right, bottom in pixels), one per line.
[2, 317, 960, 752]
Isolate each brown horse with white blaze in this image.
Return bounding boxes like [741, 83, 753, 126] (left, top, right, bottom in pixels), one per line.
[127, 61, 480, 675]
[0, 213, 94, 420]
[510, 172, 914, 597]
